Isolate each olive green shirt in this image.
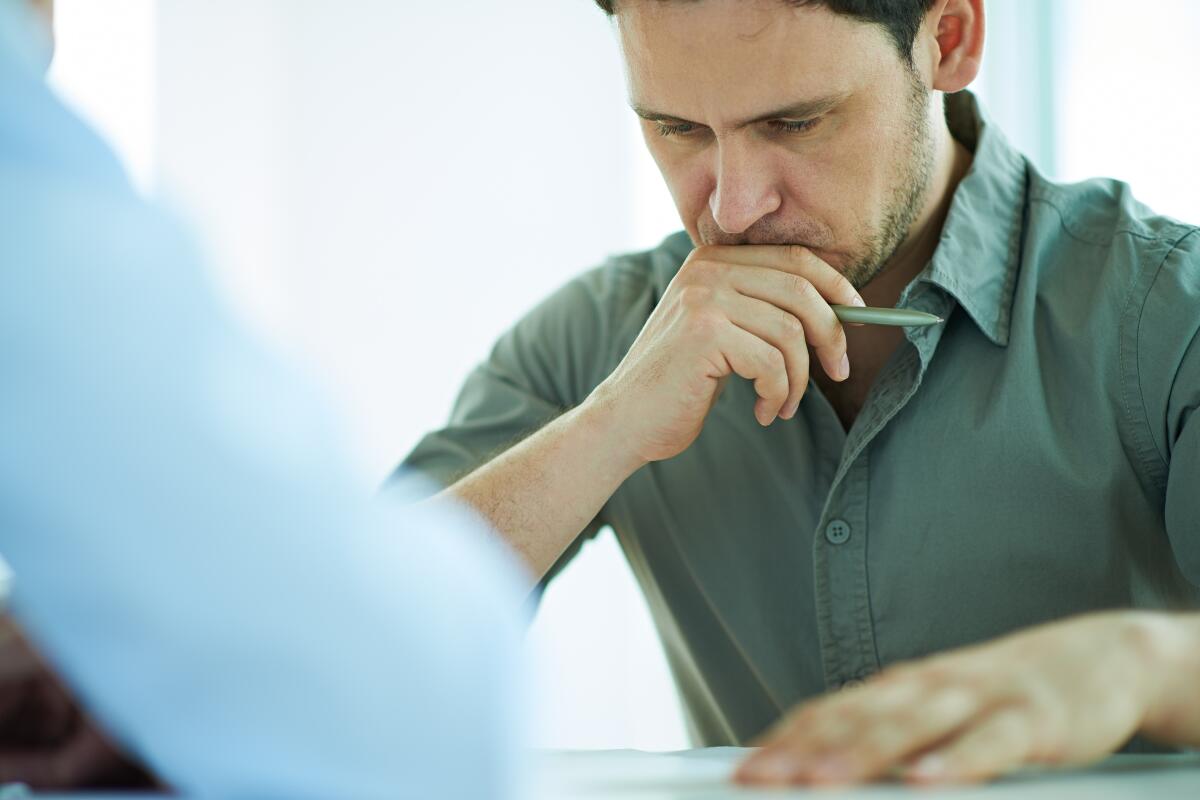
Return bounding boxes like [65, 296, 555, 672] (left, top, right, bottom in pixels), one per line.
[400, 92, 1200, 747]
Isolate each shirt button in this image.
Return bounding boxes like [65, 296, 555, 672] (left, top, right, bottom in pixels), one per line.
[824, 519, 851, 545]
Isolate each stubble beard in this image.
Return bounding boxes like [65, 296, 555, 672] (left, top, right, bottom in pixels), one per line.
[839, 74, 937, 290]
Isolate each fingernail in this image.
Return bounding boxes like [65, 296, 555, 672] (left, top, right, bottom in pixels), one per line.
[851, 295, 866, 307]
[838, 354, 850, 380]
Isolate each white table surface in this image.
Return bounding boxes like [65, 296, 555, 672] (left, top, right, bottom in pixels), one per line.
[18, 748, 1200, 798]
[532, 747, 1200, 799]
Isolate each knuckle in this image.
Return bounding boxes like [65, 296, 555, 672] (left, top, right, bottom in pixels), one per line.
[764, 347, 786, 373]
[787, 244, 809, 264]
[779, 310, 805, 341]
[787, 273, 816, 300]
[679, 256, 716, 285]
[835, 274, 857, 299]
[755, 376, 786, 404]
[676, 283, 715, 312]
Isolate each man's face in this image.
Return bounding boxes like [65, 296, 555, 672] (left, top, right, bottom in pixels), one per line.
[618, 0, 936, 288]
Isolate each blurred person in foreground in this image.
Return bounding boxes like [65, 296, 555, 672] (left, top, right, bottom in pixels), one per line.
[399, 0, 1200, 787]
[0, 0, 527, 796]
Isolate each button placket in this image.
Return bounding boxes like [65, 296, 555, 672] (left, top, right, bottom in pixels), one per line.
[813, 459, 873, 689]
[814, 336, 942, 690]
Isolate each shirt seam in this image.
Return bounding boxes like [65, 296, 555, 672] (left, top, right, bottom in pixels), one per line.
[1141, 227, 1200, 462]
[1121, 227, 1200, 487]
[1028, 195, 1191, 249]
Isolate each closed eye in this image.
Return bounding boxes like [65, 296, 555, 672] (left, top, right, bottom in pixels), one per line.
[653, 120, 700, 137]
[653, 117, 822, 138]
[769, 118, 821, 134]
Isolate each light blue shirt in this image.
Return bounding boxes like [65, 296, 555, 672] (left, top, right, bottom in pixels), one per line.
[0, 2, 527, 796]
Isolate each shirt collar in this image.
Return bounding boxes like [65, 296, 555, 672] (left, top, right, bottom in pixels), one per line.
[908, 90, 1028, 347]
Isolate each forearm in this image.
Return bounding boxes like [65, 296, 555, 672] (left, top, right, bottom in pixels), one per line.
[434, 396, 644, 587]
[1137, 611, 1200, 748]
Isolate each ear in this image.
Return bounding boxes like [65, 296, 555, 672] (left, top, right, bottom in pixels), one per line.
[918, 0, 984, 93]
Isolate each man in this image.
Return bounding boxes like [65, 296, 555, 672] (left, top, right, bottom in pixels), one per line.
[1, 0, 526, 795]
[400, 0, 1200, 787]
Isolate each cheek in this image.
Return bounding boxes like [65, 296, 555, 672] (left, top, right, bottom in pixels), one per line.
[807, 132, 874, 197]
[770, 147, 851, 241]
[793, 124, 895, 231]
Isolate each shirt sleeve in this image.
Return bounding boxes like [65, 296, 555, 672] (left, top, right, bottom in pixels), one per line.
[1143, 229, 1200, 585]
[1164, 324, 1200, 585]
[397, 256, 659, 583]
[0, 37, 527, 799]
[1165, 399, 1200, 584]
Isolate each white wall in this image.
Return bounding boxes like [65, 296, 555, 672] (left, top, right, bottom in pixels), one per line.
[45, 0, 1200, 753]
[1056, 0, 1200, 224]
[150, 0, 690, 751]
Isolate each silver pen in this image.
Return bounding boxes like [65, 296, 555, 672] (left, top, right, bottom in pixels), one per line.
[830, 305, 944, 327]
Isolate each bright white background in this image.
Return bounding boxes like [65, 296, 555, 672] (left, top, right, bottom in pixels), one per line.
[48, 0, 1200, 751]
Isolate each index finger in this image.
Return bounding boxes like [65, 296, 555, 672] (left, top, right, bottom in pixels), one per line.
[698, 244, 865, 308]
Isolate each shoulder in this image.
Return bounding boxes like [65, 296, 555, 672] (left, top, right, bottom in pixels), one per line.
[1023, 170, 1197, 302]
[509, 230, 690, 355]
[564, 229, 692, 315]
[1023, 168, 1199, 328]
[490, 230, 692, 403]
[1029, 172, 1196, 248]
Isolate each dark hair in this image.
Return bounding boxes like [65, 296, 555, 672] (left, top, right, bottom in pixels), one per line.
[593, 0, 937, 65]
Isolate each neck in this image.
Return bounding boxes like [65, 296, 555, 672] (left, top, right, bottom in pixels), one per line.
[860, 113, 973, 308]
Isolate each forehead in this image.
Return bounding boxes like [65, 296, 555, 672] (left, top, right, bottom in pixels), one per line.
[616, 0, 895, 122]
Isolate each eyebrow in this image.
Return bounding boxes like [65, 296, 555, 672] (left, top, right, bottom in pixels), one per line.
[630, 92, 849, 130]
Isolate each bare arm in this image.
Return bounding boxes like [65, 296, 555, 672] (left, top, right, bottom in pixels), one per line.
[437, 398, 642, 585]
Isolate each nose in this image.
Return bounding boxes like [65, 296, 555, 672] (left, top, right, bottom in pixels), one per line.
[708, 139, 782, 236]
